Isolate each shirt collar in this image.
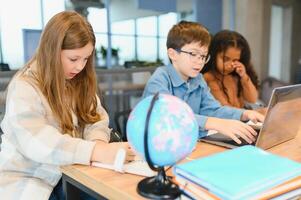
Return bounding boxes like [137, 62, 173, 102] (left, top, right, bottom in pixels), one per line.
[166, 64, 203, 89]
[167, 64, 185, 87]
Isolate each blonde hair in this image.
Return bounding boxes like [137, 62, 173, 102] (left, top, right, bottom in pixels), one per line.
[24, 11, 100, 137]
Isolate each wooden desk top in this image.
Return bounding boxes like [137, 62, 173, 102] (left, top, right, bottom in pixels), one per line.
[61, 129, 301, 200]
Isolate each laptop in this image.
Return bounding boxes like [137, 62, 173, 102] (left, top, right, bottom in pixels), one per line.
[201, 84, 301, 150]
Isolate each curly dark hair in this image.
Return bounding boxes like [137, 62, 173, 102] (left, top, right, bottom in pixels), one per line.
[202, 30, 259, 99]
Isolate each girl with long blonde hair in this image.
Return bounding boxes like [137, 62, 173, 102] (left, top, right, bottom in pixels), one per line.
[0, 11, 134, 200]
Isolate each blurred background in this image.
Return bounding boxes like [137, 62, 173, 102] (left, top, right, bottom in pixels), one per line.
[1, 0, 301, 82]
[0, 0, 300, 137]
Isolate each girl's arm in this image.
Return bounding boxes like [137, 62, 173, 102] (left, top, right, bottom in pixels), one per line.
[91, 141, 135, 164]
[233, 61, 258, 103]
[241, 75, 258, 103]
[1, 79, 95, 166]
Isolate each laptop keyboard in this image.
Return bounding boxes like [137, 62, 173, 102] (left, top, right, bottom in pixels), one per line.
[224, 138, 256, 147]
[202, 129, 260, 148]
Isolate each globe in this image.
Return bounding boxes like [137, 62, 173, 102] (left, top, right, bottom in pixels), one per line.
[126, 93, 199, 167]
[126, 93, 199, 199]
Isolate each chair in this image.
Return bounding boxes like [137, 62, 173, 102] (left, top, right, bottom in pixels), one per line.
[259, 77, 289, 106]
[114, 109, 131, 141]
[0, 63, 10, 71]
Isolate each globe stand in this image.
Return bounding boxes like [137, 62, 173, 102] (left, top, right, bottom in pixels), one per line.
[136, 93, 181, 199]
[137, 167, 181, 199]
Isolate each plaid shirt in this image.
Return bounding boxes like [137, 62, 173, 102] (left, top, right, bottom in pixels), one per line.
[0, 69, 111, 200]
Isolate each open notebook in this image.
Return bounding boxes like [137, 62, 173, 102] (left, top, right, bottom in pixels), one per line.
[91, 149, 156, 177]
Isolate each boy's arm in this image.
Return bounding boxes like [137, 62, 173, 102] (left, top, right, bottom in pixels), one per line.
[196, 77, 244, 134]
[196, 85, 262, 140]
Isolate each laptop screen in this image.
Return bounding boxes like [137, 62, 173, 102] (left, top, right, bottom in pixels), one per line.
[256, 84, 301, 149]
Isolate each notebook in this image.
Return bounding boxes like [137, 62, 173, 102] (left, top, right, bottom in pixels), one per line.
[201, 84, 301, 149]
[173, 146, 301, 200]
[91, 149, 156, 177]
[92, 159, 156, 177]
[176, 172, 301, 200]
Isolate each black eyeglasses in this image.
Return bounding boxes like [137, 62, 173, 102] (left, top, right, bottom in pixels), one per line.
[175, 49, 210, 64]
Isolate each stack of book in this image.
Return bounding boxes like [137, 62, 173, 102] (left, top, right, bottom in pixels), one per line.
[174, 146, 301, 200]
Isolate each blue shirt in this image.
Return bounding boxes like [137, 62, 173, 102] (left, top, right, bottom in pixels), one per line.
[142, 64, 244, 137]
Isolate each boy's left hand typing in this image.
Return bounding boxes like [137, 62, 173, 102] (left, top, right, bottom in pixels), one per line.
[241, 110, 265, 123]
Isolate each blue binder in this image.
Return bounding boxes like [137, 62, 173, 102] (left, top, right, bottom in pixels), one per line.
[174, 146, 301, 200]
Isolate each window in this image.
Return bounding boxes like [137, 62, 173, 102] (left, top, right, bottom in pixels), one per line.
[94, 33, 108, 66]
[42, 0, 65, 26]
[159, 38, 169, 64]
[87, 7, 107, 33]
[137, 37, 157, 61]
[112, 35, 135, 65]
[0, 0, 42, 68]
[137, 16, 157, 36]
[158, 12, 177, 37]
[112, 20, 135, 35]
[0, 0, 178, 68]
[158, 12, 177, 64]
[0, 0, 65, 69]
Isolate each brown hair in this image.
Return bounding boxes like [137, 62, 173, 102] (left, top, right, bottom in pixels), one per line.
[167, 21, 211, 50]
[24, 11, 100, 137]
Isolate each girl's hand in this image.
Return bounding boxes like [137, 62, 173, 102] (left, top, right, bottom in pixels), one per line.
[205, 117, 257, 144]
[233, 61, 247, 78]
[91, 141, 136, 164]
[241, 110, 265, 123]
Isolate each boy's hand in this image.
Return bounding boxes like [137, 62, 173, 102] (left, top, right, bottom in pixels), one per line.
[205, 117, 257, 144]
[91, 141, 136, 164]
[241, 110, 265, 123]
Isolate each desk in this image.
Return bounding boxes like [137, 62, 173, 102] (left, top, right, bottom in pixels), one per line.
[61, 129, 301, 200]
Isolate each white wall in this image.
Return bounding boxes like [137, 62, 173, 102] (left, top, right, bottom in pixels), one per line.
[235, 0, 271, 81]
[268, 5, 283, 80]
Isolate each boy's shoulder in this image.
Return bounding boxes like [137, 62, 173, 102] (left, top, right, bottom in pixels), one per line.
[154, 65, 168, 73]
[151, 65, 170, 79]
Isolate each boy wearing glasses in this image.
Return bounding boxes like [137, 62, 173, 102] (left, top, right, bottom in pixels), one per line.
[142, 21, 264, 144]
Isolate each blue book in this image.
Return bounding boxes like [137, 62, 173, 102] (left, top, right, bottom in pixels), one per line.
[174, 146, 301, 200]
